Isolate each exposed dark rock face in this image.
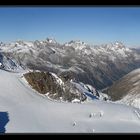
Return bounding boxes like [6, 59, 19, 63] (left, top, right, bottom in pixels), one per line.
[24, 71, 87, 102]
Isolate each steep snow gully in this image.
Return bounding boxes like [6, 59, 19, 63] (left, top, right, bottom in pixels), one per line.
[0, 69, 140, 133]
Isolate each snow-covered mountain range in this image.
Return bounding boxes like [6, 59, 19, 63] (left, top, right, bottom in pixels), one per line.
[1, 38, 140, 90]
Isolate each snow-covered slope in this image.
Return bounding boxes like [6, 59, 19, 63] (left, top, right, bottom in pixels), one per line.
[103, 68, 140, 109]
[1, 39, 140, 90]
[0, 69, 140, 133]
[0, 52, 23, 72]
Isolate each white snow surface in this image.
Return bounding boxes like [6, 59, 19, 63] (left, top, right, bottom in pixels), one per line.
[50, 72, 64, 85]
[0, 69, 140, 133]
[117, 94, 140, 109]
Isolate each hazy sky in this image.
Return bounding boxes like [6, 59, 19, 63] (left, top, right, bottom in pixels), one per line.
[0, 7, 140, 47]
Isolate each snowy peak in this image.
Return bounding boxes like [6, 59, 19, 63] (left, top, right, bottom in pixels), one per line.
[45, 37, 57, 44]
[64, 40, 87, 51]
[72, 40, 86, 45]
[0, 42, 4, 46]
[105, 41, 126, 50]
[113, 41, 125, 49]
[65, 40, 86, 46]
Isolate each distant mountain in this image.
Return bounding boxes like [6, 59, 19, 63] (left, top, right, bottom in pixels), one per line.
[103, 68, 140, 109]
[0, 38, 140, 89]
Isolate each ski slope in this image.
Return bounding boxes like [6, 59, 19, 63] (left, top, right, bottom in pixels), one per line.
[0, 69, 140, 133]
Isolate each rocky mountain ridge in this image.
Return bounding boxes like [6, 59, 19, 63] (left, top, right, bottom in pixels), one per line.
[0, 38, 140, 89]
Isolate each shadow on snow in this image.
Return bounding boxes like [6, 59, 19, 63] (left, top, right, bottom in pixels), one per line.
[0, 112, 9, 133]
[84, 92, 98, 100]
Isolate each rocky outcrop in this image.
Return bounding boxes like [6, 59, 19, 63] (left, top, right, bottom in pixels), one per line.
[24, 71, 87, 102]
